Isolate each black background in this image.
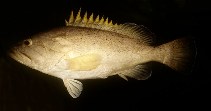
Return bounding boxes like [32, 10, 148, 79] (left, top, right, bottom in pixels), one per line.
[0, 0, 210, 110]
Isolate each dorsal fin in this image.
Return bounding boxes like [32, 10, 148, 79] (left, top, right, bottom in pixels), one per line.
[65, 9, 154, 44]
[115, 23, 154, 44]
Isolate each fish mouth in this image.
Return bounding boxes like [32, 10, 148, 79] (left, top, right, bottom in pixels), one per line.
[8, 48, 32, 64]
[8, 49, 23, 64]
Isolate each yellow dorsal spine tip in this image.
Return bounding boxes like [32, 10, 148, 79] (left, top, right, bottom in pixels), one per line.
[66, 9, 120, 31]
[67, 11, 74, 24]
[99, 16, 104, 24]
[88, 13, 94, 24]
[75, 8, 82, 23]
[82, 12, 88, 23]
[108, 20, 113, 26]
[94, 15, 100, 23]
[104, 17, 109, 25]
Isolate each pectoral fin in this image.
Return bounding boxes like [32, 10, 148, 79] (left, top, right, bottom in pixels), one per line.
[63, 78, 83, 98]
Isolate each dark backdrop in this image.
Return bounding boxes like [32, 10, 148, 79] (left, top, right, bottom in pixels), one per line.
[0, 0, 210, 110]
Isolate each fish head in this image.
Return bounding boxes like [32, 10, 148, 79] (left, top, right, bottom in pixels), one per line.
[8, 36, 50, 71]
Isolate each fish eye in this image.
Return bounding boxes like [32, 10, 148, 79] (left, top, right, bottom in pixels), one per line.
[23, 39, 33, 46]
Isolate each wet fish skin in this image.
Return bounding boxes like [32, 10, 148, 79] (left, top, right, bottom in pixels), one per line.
[8, 9, 195, 98]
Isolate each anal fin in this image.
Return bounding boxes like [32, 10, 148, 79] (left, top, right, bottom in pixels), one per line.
[118, 74, 128, 81]
[119, 64, 151, 80]
[63, 78, 83, 98]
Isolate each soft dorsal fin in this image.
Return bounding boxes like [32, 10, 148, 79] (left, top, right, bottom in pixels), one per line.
[65, 8, 154, 45]
[116, 23, 154, 44]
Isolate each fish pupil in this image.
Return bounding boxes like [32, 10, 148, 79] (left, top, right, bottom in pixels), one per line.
[23, 39, 32, 46]
[24, 40, 30, 45]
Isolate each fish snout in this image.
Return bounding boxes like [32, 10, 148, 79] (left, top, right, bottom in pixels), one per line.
[7, 48, 24, 64]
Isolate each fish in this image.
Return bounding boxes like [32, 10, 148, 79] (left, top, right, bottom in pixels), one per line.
[8, 8, 195, 98]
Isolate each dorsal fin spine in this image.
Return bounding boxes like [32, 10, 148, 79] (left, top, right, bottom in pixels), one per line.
[65, 9, 154, 45]
[99, 16, 104, 25]
[70, 11, 74, 23]
[108, 20, 113, 26]
[104, 18, 109, 26]
[94, 15, 100, 24]
[82, 12, 88, 24]
[65, 11, 74, 26]
[75, 8, 82, 23]
[88, 13, 94, 24]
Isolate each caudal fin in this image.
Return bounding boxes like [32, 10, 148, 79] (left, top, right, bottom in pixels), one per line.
[161, 37, 196, 73]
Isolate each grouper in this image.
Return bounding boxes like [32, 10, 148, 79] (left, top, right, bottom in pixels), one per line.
[8, 9, 195, 98]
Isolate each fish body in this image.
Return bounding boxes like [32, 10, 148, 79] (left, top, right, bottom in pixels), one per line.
[8, 9, 195, 98]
